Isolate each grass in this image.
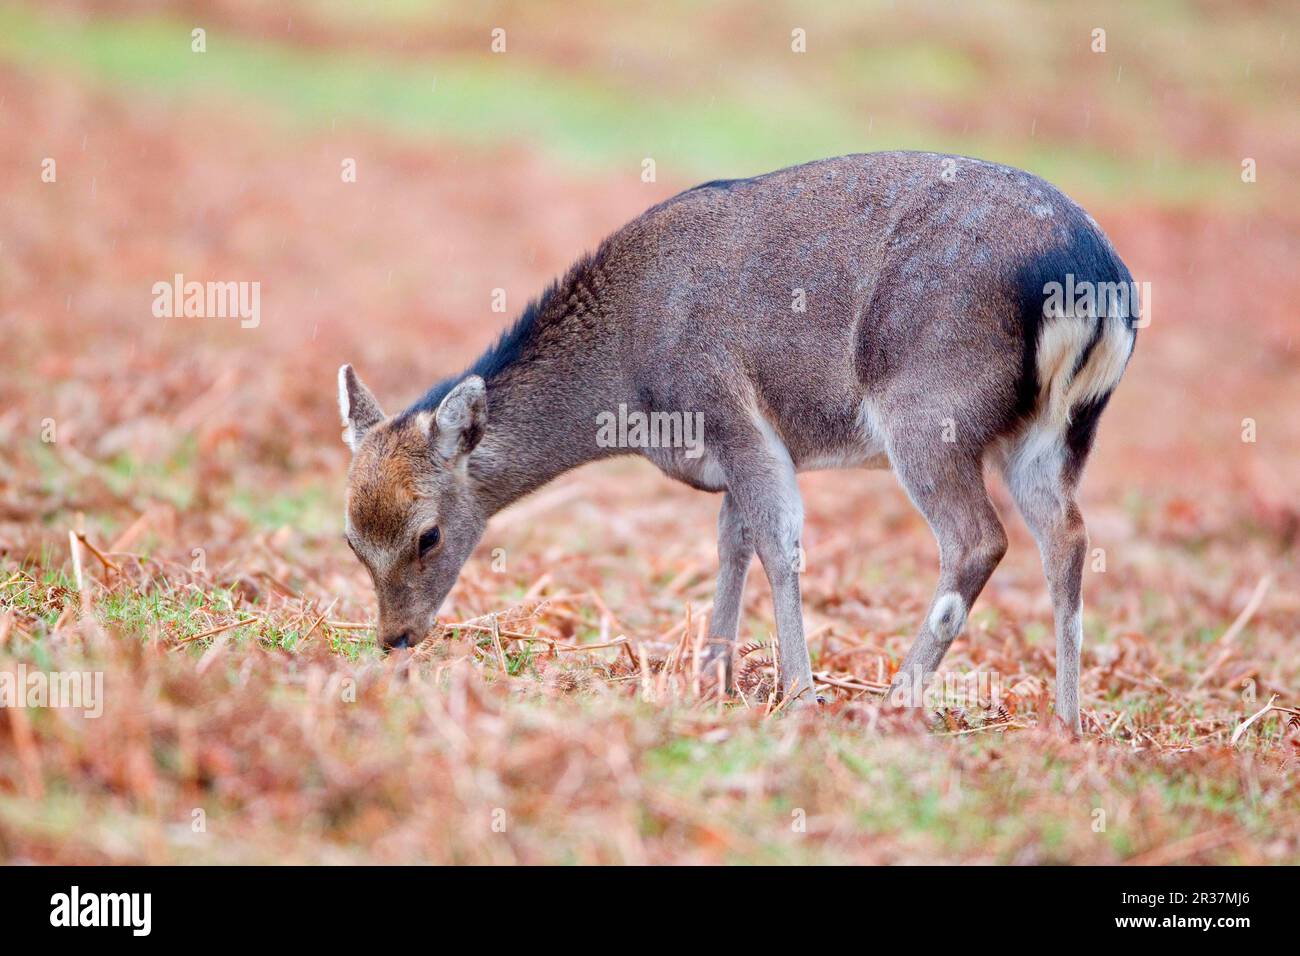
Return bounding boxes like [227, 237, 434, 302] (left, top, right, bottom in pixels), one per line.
[2, 549, 1295, 864]
[4, 626, 1289, 865]
[6, 556, 1300, 862]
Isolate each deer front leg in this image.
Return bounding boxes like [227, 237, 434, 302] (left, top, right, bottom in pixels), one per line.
[756, 524, 816, 703]
[703, 491, 754, 688]
[700, 413, 815, 704]
[725, 470, 815, 703]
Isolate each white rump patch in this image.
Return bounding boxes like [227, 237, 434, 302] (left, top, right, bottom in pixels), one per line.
[1035, 318, 1134, 435]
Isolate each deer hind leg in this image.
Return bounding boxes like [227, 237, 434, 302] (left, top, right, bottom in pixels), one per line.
[703, 491, 754, 688]
[888, 444, 1008, 708]
[1001, 438, 1089, 734]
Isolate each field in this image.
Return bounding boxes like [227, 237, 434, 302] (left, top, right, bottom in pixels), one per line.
[1, 0, 1298, 864]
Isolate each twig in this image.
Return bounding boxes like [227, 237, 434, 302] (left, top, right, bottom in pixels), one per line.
[586, 588, 628, 637]
[523, 573, 552, 601]
[1123, 824, 1242, 866]
[767, 682, 802, 718]
[175, 617, 259, 646]
[637, 642, 652, 702]
[1230, 694, 1279, 746]
[554, 638, 629, 654]
[68, 530, 92, 618]
[813, 670, 890, 692]
[109, 508, 156, 554]
[68, 530, 85, 595]
[300, 600, 335, 644]
[1194, 575, 1271, 690]
[942, 721, 1031, 736]
[255, 570, 300, 600]
[657, 602, 713, 642]
[490, 616, 508, 672]
[74, 531, 120, 575]
[326, 620, 374, 631]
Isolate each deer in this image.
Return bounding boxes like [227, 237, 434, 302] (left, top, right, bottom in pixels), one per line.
[337, 151, 1137, 733]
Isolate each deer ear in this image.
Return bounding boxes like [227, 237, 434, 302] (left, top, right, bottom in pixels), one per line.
[338, 364, 385, 452]
[426, 375, 487, 462]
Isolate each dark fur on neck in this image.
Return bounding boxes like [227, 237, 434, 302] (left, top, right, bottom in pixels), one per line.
[404, 289, 553, 417]
[399, 248, 609, 421]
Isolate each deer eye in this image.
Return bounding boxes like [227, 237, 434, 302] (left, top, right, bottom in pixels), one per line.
[418, 526, 441, 558]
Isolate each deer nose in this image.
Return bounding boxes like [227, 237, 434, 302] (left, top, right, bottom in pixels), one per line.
[382, 630, 414, 652]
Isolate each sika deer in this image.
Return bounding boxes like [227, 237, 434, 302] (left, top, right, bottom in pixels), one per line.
[338, 151, 1137, 732]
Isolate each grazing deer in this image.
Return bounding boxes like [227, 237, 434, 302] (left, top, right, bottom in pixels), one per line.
[338, 151, 1137, 732]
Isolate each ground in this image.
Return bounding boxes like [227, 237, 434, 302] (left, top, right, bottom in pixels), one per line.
[0, 1, 1297, 864]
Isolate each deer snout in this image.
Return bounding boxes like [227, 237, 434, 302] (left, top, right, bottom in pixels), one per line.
[381, 629, 415, 652]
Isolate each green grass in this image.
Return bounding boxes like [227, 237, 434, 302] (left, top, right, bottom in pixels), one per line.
[0, 571, 377, 660]
[227, 482, 334, 534]
[641, 724, 1264, 864]
[27, 436, 337, 538]
[0, 4, 1259, 208]
[28, 439, 198, 514]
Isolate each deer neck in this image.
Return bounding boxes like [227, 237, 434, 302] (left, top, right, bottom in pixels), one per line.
[465, 317, 629, 514]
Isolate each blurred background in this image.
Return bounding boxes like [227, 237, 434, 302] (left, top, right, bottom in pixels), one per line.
[2, 0, 1296, 547]
[0, 1, 1297, 863]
